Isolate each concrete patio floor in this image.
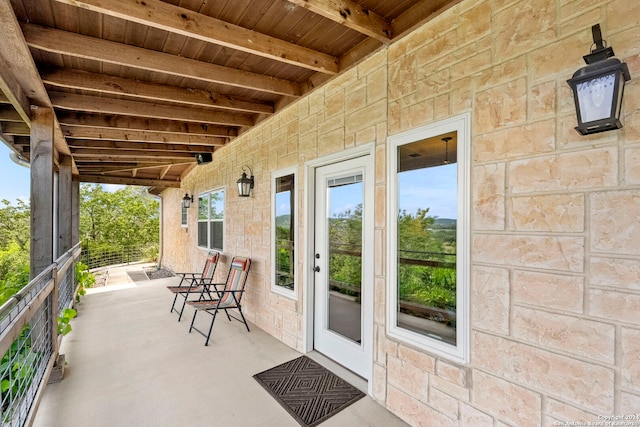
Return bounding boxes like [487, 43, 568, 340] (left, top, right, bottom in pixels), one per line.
[32, 274, 408, 427]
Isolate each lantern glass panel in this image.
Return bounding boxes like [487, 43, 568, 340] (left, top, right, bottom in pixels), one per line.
[576, 72, 616, 123]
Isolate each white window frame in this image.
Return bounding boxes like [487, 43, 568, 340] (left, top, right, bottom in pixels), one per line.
[271, 167, 297, 299]
[387, 113, 471, 364]
[197, 187, 225, 252]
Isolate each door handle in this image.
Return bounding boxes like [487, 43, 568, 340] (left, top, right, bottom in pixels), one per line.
[314, 266, 320, 272]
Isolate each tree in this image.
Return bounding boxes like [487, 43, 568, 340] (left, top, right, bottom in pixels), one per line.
[79, 185, 160, 267]
[0, 199, 30, 306]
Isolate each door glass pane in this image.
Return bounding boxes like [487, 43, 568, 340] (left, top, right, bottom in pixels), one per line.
[327, 176, 362, 344]
[275, 174, 295, 291]
[397, 133, 457, 345]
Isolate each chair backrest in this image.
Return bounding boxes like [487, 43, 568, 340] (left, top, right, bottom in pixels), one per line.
[202, 251, 220, 281]
[219, 257, 251, 305]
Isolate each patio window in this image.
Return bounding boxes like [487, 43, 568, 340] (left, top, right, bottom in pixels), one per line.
[198, 189, 225, 251]
[272, 169, 296, 296]
[388, 114, 470, 363]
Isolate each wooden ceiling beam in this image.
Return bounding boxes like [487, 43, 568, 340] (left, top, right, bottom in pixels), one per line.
[0, 122, 30, 136]
[71, 147, 196, 159]
[53, 0, 338, 74]
[67, 139, 217, 153]
[0, 105, 25, 122]
[49, 92, 255, 127]
[57, 112, 238, 138]
[41, 68, 274, 115]
[62, 125, 226, 145]
[78, 174, 181, 188]
[22, 23, 302, 97]
[286, 0, 391, 43]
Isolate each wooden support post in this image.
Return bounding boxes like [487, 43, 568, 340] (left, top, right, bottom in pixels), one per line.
[58, 155, 73, 256]
[71, 177, 80, 247]
[30, 106, 54, 279]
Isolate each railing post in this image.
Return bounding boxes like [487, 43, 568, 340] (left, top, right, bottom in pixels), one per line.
[52, 265, 60, 360]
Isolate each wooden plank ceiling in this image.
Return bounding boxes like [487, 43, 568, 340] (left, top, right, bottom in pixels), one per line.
[0, 0, 459, 189]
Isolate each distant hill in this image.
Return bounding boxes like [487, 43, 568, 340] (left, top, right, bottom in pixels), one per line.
[276, 214, 291, 228]
[434, 218, 456, 228]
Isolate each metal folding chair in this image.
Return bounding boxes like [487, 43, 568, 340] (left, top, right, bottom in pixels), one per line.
[187, 256, 251, 346]
[166, 250, 219, 321]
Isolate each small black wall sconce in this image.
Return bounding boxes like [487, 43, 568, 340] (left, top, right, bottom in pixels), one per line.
[237, 165, 254, 197]
[182, 192, 194, 209]
[567, 24, 631, 135]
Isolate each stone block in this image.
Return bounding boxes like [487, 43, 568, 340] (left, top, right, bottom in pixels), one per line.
[589, 289, 640, 325]
[509, 193, 584, 232]
[387, 386, 458, 427]
[387, 355, 429, 402]
[473, 332, 615, 413]
[474, 234, 584, 272]
[513, 270, 584, 313]
[471, 266, 510, 334]
[512, 305, 615, 364]
[494, 0, 556, 59]
[621, 328, 640, 393]
[367, 66, 387, 104]
[529, 32, 588, 81]
[474, 56, 527, 92]
[345, 86, 366, 112]
[473, 163, 506, 230]
[474, 120, 556, 162]
[545, 398, 599, 424]
[429, 387, 459, 420]
[325, 90, 344, 118]
[459, 1, 491, 45]
[590, 190, 640, 255]
[590, 257, 640, 291]
[475, 78, 528, 133]
[531, 81, 557, 119]
[372, 363, 387, 403]
[430, 373, 470, 401]
[345, 99, 387, 134]
[509, 147, 618, 193]
[436, 359, 468, 388]
[389, 55, 417, 101]
[625, 148, 640, 184]
[472, 370, 541, 427]
[398, 344, 436, 373]
[460, 402, 494, 427]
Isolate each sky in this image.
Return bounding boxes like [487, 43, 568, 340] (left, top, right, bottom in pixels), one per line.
[0, 143, 31, 203]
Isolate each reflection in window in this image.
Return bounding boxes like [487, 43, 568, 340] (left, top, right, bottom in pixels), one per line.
[397, 133, 458, 345]
[274, 174, 295, 291]
[198, 189, 224, 250]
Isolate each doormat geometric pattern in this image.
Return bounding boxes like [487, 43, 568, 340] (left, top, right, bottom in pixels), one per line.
[253, 355, 365, 427]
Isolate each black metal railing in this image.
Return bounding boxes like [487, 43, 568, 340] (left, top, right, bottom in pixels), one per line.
[80, 243, 157, 270]
[0, 243, 81, 426]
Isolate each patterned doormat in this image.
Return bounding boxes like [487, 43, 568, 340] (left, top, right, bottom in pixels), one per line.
[253, 355, 365, 427]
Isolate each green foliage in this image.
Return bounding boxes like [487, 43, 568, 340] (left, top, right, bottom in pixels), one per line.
[79, 184, 159, 248]
[0, 199, 30, 307]
[75, 262, 95, 303]
[397, 208, 457, 311]
[1, 326, 40, 409]
[57, 308, 77, 336]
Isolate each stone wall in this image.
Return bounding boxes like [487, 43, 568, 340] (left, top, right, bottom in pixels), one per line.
[160, 0, 640, 424]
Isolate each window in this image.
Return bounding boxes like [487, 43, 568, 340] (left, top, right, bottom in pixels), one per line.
[181, 204, 188, 228]
[388, 114, 470, 363]
[198, 189, 225, 251]
[272, 169, 296, 296]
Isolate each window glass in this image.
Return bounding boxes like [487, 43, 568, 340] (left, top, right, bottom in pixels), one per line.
[274, 172, 295, 294]
[197, 189, 224, 251]
[397, 134, 457, 345]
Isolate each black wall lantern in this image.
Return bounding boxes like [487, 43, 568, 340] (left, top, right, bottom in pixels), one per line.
[182, 192, 194, 209]
[237, 165, 254, 197]
[567, 24, 631, 135]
